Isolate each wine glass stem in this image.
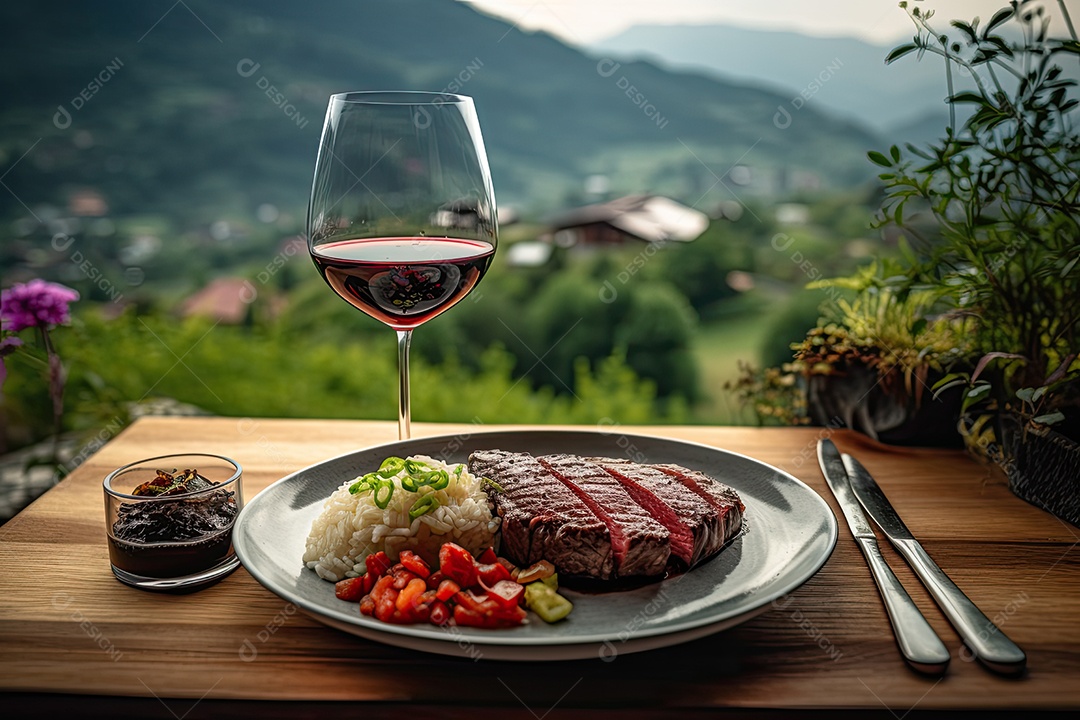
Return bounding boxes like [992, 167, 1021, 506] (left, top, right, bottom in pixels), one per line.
[396, 329, 413, 440]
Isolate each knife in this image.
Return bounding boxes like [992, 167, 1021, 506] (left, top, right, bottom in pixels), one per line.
[843, 453, 1027, 675]
[816, 440, 950, 674]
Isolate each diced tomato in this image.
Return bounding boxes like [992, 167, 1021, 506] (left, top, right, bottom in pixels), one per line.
[361, 571, 378, 595]
[396, 578, 428, 614]
[390, 565, 419, 590]
[487, 579, 525, 609]
[371, 576, 398, 623]
[453, 603, 526, 628]
[429, 600, 450, 626]
[496, 557, 518, 578]
[334, 577, 366, 602]
[425, 570, 445, 591]
[399, 549, 431, 578]
[477, 562, 512, 587]
[435, 579, 460, 602]
[453, 589, 490, 614]
[359, 596, 375, 616]
[453, 605, 494, 628]
[365, 551, 392, 577]
[477, 547, 498, 565]
[439, 542, 479, 587]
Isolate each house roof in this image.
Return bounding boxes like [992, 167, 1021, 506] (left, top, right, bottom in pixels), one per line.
[547, 194, 709, 243]
[179, 277, 251, 324]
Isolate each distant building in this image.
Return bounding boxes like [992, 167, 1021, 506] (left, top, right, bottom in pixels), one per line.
[180, 277, 255, 324]
[544, 194, 710, 248]
[68, 189, 108, 217]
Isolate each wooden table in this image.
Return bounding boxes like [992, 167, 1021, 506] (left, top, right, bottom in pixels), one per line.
[1, 417, 1077, 718]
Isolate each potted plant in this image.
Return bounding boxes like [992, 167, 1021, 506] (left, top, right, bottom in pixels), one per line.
[866, 0, 1080, 522]
[727, 260, 976, 444]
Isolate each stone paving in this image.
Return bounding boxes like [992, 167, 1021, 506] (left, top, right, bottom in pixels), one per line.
[0, 439, 76, 522]
[0, 398, 210, 523]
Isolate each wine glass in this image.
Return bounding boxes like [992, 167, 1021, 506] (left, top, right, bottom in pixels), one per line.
[307, 91, 498, 439]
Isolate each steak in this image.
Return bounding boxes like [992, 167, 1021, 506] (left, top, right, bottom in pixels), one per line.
[652, 463, 745, 546]
[469, 450, 744, 583]
[538, 454, 669, 578]
[592, 459, 724, 567]
[468, 450, 615, 579]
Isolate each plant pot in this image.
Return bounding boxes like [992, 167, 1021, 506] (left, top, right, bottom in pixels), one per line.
[805, 365, 964, 448]
[1000, 414, 1080, 528]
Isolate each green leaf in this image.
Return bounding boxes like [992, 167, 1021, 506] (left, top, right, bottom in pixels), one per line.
[885, 43, 919, 64]
[1061, 255, 1078, 277]
[931, 372, 965, 391]
[932, 379, 968, 399]
[1032, 411, 1066, 426]
[890, 144, 901, 163]
[868, 151, 892, 168]
[948, 91, 987, 104]
[985, 7, 1013, 34]
[951, 20, 977, 43]
[1031, 386, 1047, 402]
[1016, 387, 1035, 402]
[967, 384, 992, 400]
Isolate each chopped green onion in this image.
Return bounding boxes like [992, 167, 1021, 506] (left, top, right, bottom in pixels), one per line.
[373, 478, 394, 509]
[454, 464, 464, 476]
[481, 477, 504, 493]
[400, 474, 421, 492]
[408, 494, 441, 520]
[423, 469, 450, 490]
[404, 458, 429, 476]
[378, 457, 405, 478]
[348, 472, 378, 495]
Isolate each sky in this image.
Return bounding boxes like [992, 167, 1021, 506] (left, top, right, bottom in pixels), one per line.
[463, 0, 1048, 45]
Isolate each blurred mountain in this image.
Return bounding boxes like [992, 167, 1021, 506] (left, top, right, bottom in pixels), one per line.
[0, 0, 882, 230]
[590, 24, 950, 135]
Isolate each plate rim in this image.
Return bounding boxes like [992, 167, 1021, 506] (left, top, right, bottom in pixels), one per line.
[234, 428, 838, 652]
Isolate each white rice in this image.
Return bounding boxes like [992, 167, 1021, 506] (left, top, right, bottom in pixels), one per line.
[303, 455, 499, 582]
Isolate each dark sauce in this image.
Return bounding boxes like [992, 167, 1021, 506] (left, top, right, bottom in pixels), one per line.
[108, 488, 237, 578]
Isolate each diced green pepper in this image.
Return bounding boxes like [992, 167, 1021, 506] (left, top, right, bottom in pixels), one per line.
[524, 582, 573, 623]
[541, 573, 559, 590]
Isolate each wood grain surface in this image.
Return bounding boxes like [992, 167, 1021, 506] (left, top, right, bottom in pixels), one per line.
[1, 417, 1077, 716]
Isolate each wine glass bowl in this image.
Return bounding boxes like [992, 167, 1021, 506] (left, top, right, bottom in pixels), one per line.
[307, 92, 497, 438]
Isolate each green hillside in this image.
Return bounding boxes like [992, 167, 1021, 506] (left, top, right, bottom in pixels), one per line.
[0, 0, 881, 227]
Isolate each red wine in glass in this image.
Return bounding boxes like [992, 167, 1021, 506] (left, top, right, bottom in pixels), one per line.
[307, 91, 498, 439]
[311, 237, 494, 330]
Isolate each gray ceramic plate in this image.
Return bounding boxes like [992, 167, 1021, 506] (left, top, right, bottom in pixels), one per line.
[234, 430, 837, 661]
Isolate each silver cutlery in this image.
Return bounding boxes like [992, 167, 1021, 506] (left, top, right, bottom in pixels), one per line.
[843, 452, 1027, 675]
[817, 440, 950, 674]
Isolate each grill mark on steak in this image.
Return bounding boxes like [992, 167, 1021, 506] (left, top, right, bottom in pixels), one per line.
[652, 463, 745, 544]
[598, 464, 695, 567]
[538, 455, 670, 578]
[469, 450, 614, 580]
[591, 458, 731, 566]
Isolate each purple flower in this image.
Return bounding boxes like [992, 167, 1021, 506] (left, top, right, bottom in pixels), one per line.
[0, 279, 80, 332]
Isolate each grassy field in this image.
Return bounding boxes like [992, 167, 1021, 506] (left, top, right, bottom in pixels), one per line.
[691, 294, 789, 425]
